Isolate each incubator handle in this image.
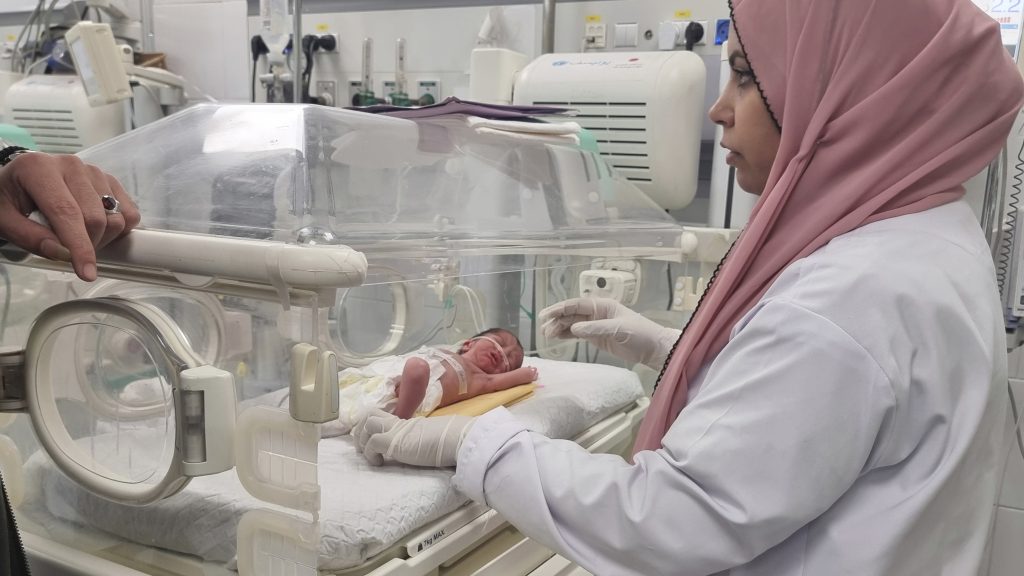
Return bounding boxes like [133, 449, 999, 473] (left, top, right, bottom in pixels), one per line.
[99, 229, 368, 290]
[0, 228, 369, 291]
[290, 343, 340, 424]
[179, 365, 237, 477]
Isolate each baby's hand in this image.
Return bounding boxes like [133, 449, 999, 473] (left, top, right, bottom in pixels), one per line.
[526, 366, 538, 381]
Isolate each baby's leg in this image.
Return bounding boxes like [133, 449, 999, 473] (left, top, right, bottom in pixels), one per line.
[394, 357, 430, 418]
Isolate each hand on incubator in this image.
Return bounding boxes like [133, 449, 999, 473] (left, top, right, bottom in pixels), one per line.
[0, 150, 140, 282]
[539, 297, 681, 369]
[353, 409, 475, 467]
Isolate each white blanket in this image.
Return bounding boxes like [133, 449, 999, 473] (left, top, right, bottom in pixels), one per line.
[21, 358, 642, 571]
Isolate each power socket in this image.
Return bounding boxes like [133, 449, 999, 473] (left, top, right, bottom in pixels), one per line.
[347, 80, 363, 105]
[315, 80, 336, 106]
[417, 80, 440, 104]
[715, 19, 731, 45]
[318, 33, 338, 52]
[693, 21, 709, 46]
[584, 22, 607, 49]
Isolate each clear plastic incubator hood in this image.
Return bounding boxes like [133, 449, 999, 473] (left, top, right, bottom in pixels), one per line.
[0, 104, 712, 576]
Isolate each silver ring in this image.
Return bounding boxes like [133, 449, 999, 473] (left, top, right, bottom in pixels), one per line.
[100, 195, 121, 215]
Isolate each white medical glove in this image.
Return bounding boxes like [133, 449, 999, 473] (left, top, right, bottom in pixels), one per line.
[539, 297, 682, 369]
[353, 409, 475, 468]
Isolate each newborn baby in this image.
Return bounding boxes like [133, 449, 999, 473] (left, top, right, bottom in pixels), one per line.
[331, 328, 536, 435]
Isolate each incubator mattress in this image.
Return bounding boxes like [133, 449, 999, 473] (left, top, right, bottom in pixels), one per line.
[20, 357, 643, 571]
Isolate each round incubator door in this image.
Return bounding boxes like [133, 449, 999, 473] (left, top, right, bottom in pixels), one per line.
[330, 271, 408, 366]
[25, 297, 236, 505]
[80, 280, 228, 366]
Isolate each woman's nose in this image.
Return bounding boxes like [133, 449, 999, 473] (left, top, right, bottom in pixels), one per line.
[709, 96, 732, 127]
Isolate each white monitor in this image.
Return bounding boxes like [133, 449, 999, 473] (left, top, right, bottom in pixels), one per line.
[65, 21, 133, 107]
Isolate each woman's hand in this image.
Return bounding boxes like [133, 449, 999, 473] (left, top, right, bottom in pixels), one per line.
[353, 409, 475, 467]
[539, 297, 682, 369]
[0, 153, 140, 281]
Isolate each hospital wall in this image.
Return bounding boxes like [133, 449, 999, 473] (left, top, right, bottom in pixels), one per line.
[242, 1, 728, 138]
[232, 1, 729, 225]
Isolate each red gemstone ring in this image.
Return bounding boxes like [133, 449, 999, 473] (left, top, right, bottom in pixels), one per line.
[100, 195, 121, 215]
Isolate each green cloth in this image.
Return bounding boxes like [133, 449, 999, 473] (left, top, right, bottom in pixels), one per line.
[577, 127, 600, 154]
[0, 125, 36, 150]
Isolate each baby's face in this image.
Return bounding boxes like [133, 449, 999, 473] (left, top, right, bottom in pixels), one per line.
[463, 332, 524, 374]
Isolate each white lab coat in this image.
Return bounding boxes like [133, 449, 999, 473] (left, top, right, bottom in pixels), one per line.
[454, 199, 1009, 576]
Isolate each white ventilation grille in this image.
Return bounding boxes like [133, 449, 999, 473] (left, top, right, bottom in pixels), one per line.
[514, 52, 705, 210]
[8, 107, 84, 154]
[532, 101, 651, 184]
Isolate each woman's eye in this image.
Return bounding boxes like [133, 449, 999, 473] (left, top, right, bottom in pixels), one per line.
[732, 67, 753, 87]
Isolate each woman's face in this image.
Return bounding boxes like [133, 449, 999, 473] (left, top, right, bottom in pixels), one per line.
[708, 42, 781, 195]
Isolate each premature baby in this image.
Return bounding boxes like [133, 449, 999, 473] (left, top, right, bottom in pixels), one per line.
[331, 328, 536, 435]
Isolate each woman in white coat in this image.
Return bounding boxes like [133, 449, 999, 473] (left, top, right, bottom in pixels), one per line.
[354, 0, 1024, 573]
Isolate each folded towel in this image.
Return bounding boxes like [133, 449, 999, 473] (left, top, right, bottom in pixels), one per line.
[466, 116, 581, 136]
[474, 126, 580, 146]
[428, 383, 536, 417]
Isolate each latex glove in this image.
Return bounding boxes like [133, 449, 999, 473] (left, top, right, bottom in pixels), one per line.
[539, 297, 682, 369]
[353, 409, 475, 467]
[0, 152, 140, 281]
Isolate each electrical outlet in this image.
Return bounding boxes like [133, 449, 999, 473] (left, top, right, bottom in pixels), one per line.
[694, 21, 709, 46]
[417, 80, 440, 104]
[383, 80, 397, 95]
[584, 22, 607, 49]
[318, 33, 338, 52]
[347, 80, 364, 105]
[315, 80, 336, 106]
[715, 19, 730, 45]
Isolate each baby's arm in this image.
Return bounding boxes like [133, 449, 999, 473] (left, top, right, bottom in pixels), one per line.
[480, 366, 538, 394]
[394, 357, 430, 419]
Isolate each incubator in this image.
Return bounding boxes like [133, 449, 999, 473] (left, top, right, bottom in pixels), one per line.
[0, 104, 726, 575]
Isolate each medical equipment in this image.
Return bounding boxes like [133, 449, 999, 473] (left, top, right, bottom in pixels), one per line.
[470, 48, 529, 105]
[351, 37, 384, 106]
[579, 259, 640, 305]
[2, 75, 125, 153]
[65, 20, 185, 125]
[254, 0, 304, 104]
[64, 21, 133, 106]
[469, 8, 529, 106]
[20, 358, 645, 575]
[0, 102, 729, 575]
[513, 51, 707, 210]
[4, 20, 186, 152]
[9, 0, 143, 77]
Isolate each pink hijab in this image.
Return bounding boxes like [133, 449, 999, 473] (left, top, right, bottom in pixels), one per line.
[634, 0, 1024, 453]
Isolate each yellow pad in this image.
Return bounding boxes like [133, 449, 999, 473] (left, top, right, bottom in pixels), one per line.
[429, 383, 536, 417]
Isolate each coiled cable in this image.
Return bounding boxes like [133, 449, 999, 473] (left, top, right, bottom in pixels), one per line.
[997, 138, 1024, 303]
